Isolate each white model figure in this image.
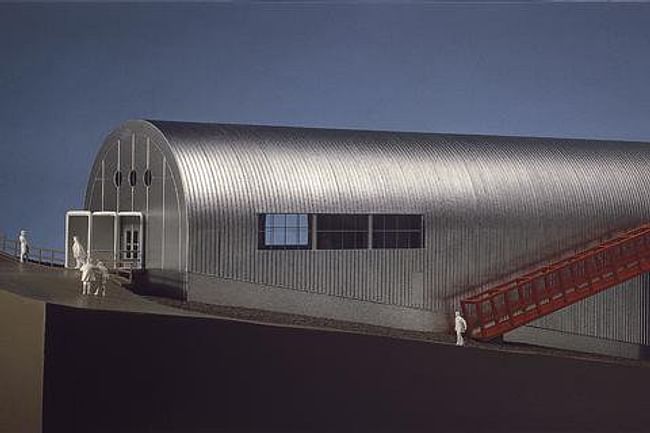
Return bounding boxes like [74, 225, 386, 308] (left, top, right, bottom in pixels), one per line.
[454, 311, 468, 346]
[72, 236, 86, 269]
[18, 230, 29, 263]
[94, 261, 109, 297]
[80, 259, 96, 296]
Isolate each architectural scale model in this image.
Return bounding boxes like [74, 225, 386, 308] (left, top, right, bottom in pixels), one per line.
[66, 120, 650, 357]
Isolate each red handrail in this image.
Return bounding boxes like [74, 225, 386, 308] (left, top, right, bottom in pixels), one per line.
[461, 224, 650, 340]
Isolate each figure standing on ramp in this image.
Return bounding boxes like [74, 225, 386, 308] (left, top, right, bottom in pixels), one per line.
[455, 311, 468, 346]
[94, 261, 109, 297]
[80, 259, 96, 296]
[72, 236, 86, 269]
[18, 230, 29, 263]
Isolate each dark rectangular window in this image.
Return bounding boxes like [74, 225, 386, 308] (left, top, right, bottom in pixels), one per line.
[316, 214, 369, 250]
[372, 214, 423, 249]
[258, 214, 311, 250]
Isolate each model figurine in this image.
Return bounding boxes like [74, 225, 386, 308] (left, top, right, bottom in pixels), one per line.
[454, 311, 468, 346]
[18, 230, 29, 263]
[94, 261, 109, 297]
[72, 236, 86, 269]
[80, 259, 95, 295]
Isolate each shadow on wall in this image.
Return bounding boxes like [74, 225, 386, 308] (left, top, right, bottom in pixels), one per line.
[128, 269, 186, 300]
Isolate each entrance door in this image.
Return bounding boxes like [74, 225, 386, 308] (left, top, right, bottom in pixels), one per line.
[122, 225, 140, 265]
[119, 213, 143, 269]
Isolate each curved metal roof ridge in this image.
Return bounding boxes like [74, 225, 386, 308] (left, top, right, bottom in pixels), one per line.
[143, 118, 650, 146]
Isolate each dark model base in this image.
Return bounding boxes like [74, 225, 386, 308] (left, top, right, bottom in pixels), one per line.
[3, 303, 649, 432]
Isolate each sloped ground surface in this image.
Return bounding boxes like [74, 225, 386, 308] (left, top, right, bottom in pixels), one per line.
[153, 296, 650, 367]
[3, 254, 650, 432]
[1, 252, 644, 366]
[0, 253, 204, 318]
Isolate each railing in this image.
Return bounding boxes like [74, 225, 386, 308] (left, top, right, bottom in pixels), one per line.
[0, 232, 66, 267]
[0, 231, 141, 277]
[461, 224, 650, 340]
[90, 249, 142, 270]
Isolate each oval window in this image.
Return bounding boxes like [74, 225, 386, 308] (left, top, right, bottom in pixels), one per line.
[113, 171, 122, 188]
[143, 169, 152, 187]
[128, 170, 137, 187]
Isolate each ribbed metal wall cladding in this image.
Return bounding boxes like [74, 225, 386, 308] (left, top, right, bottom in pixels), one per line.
[532, 275, 650, 344]
[94, 120, 650, 344]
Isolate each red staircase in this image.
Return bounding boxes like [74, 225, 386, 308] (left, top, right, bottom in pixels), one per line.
[460, 224, 650, 340]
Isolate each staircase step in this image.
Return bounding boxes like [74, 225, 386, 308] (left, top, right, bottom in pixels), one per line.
[461, 224, 650, 340]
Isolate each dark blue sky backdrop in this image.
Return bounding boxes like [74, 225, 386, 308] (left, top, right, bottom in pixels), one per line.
[1, 3, 650, 249]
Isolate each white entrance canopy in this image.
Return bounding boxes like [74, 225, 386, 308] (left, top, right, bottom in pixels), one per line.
[65, 211, 143, 270]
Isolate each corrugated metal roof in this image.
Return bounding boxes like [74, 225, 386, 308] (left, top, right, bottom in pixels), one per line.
[106, 120, 650, 343]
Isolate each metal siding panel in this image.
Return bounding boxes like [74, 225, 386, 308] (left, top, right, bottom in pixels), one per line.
[117, 138, 132, 213]
[144, 141, 165, 270]
[162, 163, 178, 270]
[531, 275, 650, 345]
[131, 134, 147, 216]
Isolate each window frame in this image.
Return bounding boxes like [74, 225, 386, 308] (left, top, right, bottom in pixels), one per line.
[257, 213, 312, 250]
[371, 214, 424, 249]
[315, 214, 370, 250]
[256, 213, 425, 251]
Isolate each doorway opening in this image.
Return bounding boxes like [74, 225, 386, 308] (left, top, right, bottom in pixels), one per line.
[64, 211, 144, 270]
[117, 212, 143, 270]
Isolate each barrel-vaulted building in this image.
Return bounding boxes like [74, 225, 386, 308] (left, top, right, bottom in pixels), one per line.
[67, 120, 650, 356]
